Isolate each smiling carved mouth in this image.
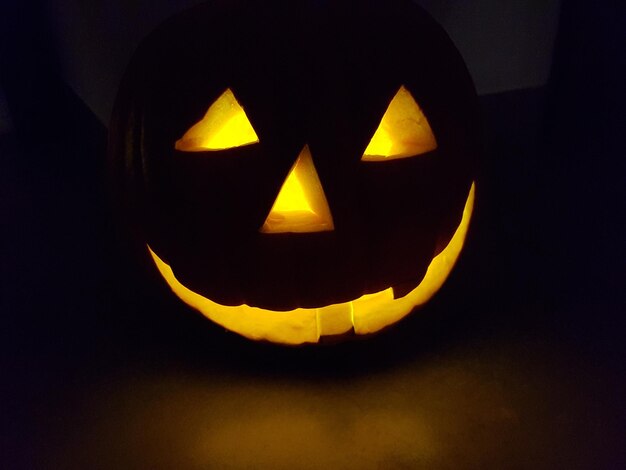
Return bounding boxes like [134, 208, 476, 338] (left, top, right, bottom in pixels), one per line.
[148, 182, 474, 344]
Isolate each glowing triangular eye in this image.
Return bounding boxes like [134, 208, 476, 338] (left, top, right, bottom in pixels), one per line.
[260, 145, 334, 234]
[361, 85, 437, 161]
[175, 88, 259, 151]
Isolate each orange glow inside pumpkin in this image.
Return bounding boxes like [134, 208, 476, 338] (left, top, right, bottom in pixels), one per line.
[260, 145, 334, 234]
[148, 182, 475, 345]
[362, 85, 437, 161]
[175, 88, 259, 151]
[159, 84, 471, 344]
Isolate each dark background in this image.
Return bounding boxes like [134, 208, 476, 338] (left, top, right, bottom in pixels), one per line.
[1, 1, 625, 468]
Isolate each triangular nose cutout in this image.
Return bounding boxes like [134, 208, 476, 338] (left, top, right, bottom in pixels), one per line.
[260, 146, 334, 234]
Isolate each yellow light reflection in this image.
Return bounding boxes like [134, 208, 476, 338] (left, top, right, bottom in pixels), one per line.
[362, 85, 437, 161]
[175, 88, 259, 151]
[260, 145, 334, 234]
[148, 182, 474, 345]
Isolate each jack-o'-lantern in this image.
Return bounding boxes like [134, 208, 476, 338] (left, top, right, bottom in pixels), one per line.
[109, 0, 480, 345]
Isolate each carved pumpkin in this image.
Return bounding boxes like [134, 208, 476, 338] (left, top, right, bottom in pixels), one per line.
[109, 0, 480, 344]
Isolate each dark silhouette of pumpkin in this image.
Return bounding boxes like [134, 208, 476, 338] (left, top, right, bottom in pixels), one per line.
[109, 0, 480, 344]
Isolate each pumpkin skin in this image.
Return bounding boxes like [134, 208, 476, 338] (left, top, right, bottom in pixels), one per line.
[109, 0, 480, 344]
